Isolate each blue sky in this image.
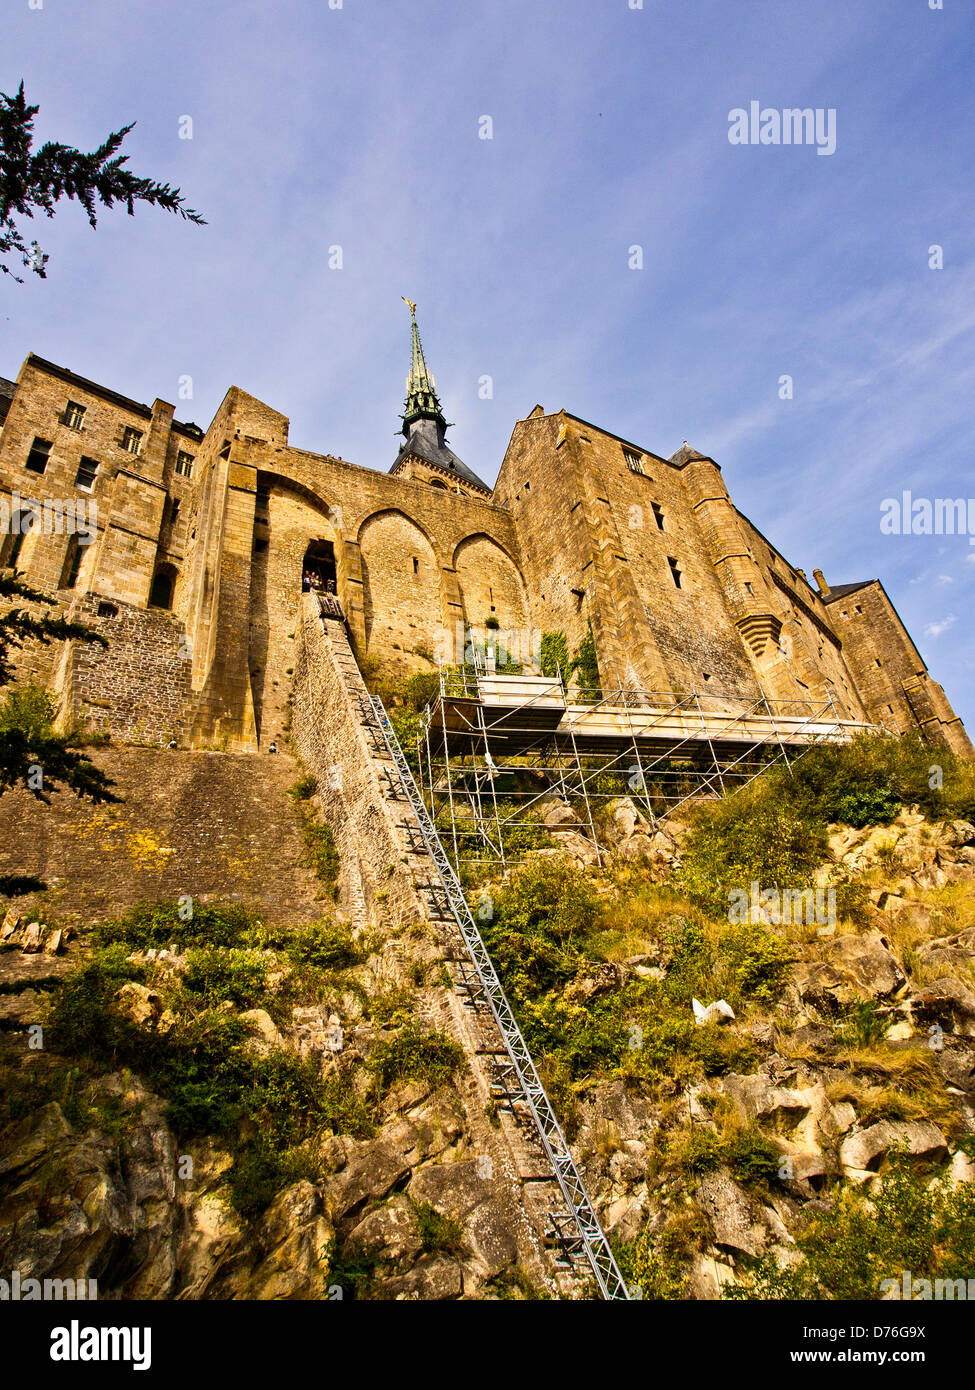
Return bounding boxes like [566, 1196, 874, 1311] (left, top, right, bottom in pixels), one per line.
[4, 0, 974, 728]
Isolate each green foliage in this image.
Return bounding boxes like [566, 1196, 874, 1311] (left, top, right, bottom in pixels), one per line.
[329, 1241, 383, 1300]
[410, 1199, 465, 1255]
[680, 1125, 781, 1189]
[302, 817, 340, 897]
[367, 1026, 463, 1092]
[228, 1143, 319, 1220]
[182, 948, 267, 1009]
[44, 907, 375, 1221]
[488, 1265, 549, 1300]
[677, 778, 829, 915]
[0, 682, 57, 738]
[570, 620, 601, 696]
[540, 631, 569, 681]
[289, 773, 317, 800]
[279, 920, 362, 972]
[93, 900, 261, 952]
[484, 615, 500, 630]
[677, 731, 975, 919]
[1, 80, 204, 282]
[613, 1226, 689, 1300]
[835, 1000, 890, 1049]
[0, 625, 116, 802]
[727, 1157, 975, 1299]
[400, 670, 440, 712]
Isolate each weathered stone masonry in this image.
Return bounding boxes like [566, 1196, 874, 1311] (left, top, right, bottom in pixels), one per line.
[0, 315, 970, 758]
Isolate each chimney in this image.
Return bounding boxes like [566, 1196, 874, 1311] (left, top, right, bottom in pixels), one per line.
[813, 568, 829, 597]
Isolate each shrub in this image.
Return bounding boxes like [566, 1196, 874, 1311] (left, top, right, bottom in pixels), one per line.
[540, 631, 569, 681]
[570, 621, 601, 697]
[182, 948, 268, 1009]
[282, 920, 361, 971]
[368, 1026, 463, 1092]
[302, 818, 340, 896]
[289, 773, 317, 800]
[727, 1157, 975, 1299]
[411, 1199, 465, 1255]
[677, 780, 828, 916]
[93, 900, 261, 952]
[0, 682, 58, 739]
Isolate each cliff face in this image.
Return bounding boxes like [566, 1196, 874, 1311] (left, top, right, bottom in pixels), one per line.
[509, 801, 975, 1298]
[3, 731, 975, 1300]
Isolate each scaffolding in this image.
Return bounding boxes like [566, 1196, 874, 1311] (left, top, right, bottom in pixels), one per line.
[417, 663, 882, 877]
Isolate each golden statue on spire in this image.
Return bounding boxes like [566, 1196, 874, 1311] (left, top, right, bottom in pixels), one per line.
[402, 296, 417, 314]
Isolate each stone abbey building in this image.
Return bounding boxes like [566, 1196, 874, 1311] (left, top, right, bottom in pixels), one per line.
[0, 308, 970, 757]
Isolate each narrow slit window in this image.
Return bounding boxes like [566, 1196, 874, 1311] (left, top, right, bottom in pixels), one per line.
[412, 556, 419, 574]
[62, 537, 84, 589]
[651, 502, 665, 530]
[668, 556, 683, 589]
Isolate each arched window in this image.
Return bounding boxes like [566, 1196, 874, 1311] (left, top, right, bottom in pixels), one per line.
[149, 566, 176, 609]
[301, 539, 337, 594]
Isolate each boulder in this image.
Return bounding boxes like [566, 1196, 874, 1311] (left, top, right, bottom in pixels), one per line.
[565, 962, 629, 1004]
[346, 1194, 423, 1271]
[112, 982, 174, 1032]
[239, 1008, 285, 1053]
[916, 927, 975, 977]
[379, 1253, 463, 1300]
[21, 922, 43, 954]
[839, 1120, 948, 1173]
[327, 1141, 411, 1221]
[244, 1181, 334, 1300]
[549, 830, 601, 866]
[824, 933, 905, 999]
[696, 1170, 767, 1257]
[911, 978, 975, 1039]
[406, 1160, 487, 1223]
[462, 1196, 519, 1280]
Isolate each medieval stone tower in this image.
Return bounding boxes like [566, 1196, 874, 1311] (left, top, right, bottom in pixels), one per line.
[0, 307, 970, 758]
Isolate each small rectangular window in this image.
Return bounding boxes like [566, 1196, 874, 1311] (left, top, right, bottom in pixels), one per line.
[651, 502, 665, 530]
[412, 556, 419, 574]
[668, 556, 683, 589]
[122, 426, 143, 455]
[255, 484, 269, 514]
[169, 497, 181, 525]
[75, 456, 98, 490]
[623, 447, 644, 473]
[25, 437, 52, 473]
[63, 401, 86, 430]
[175, 450, 194, 477]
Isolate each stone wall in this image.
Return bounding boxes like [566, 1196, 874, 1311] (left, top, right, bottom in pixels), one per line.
[291, 597, 429, 930]
[65, 596, 193, 745]
[0, 747, 324, 928]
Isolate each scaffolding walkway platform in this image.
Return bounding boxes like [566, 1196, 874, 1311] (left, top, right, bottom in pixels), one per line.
[418, 668, 881, 875]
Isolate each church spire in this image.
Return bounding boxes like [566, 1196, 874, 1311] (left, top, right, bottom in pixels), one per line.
[391, 298, 490, 493]
[401, 298, 446, 433]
